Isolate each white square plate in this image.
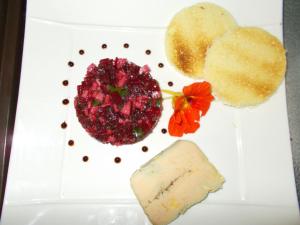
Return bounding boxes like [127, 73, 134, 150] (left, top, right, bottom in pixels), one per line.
[2, 0, 300, 225]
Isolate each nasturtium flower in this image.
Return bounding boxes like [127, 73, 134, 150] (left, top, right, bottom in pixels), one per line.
[163, 82, 214, 137]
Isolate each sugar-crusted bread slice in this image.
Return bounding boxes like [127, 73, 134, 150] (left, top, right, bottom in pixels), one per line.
[203, 27, 286, 107]
[130, 140, 224, 225]
[165, 2, 238, 78]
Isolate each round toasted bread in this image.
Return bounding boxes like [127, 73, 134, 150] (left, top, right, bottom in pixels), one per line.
[165, 2, 238, 78]
[203, 27, 286, 107]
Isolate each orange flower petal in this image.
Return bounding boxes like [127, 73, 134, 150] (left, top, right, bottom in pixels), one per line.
[183, 82, 214, 116]
[173, 96, 185, 111]
[168, 112, 184, 137]
[189, 96, 214, 116]
[168, 81, 214, 137]
[182, 107, 200, 133]
[179, 110, 188, 132]
[183, 81, 212, 97]
[184, 120, 200, 133]
[183, 107, 199, 123]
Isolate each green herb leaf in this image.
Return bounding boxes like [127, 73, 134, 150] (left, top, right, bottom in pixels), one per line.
[92, 99, 101, 106]
[107, 84, 117, 92]
[156, 99, 162, 108]
[107, 85, 128, 97]
[133, 127, 144, 139]
[119, 88, 128, 97]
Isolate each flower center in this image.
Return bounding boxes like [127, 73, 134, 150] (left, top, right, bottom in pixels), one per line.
[162, 89, 191, 110]
[172, 96, 190, 110]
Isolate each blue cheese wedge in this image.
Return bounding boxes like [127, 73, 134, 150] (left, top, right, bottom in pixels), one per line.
[130, 140, 224, 225]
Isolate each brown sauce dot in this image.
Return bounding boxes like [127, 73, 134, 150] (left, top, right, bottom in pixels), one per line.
[158, 63, 164, 68]
[145, 49, 151, 55]
[168, 81, 173, 87]
[61, 122, 67, 129]
[161, 128, 167, 134]
[101, 44, 107, 49]
[79, 49, 85, 55]
[68, 61, 74, 67]
[62, 99, 69, 105]
[142, 146, 148, 152]
[114, 157, 121, 163]
[68, 140, 74, 146]
[123, 43, 129, 48]
[62, 80, 69, 86]
[82, 156, 89, 162]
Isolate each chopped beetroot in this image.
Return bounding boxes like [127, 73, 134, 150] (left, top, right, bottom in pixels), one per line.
[121, 101, 131, 116]
[74, 58, 163, 146]
[139, 65, 150, 74]
[116, 70, 127, 87]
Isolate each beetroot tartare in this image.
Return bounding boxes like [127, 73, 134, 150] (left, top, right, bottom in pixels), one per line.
[74, 58, 163, 146]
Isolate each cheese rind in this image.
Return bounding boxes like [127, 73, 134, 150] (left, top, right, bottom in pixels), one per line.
[130, 140, 224, 225]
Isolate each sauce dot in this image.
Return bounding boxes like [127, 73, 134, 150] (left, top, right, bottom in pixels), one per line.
[168, 81, 173, 87]
[79, 49, 85, 55]
[61, 122, 67, 129]
[82, 156, 89, 162]
[101, 44, 107, 49]
[114, 157, 121, 163]
[123, 43, 129, 48]
[142, 146, 148, 152]
[145, 49, 151, 55]
[158, 63, 164, 68]
[161, 128, 167, 134]
[68, 140, 74, 146]
[62, 99, 69, 105]
[68, 61, 74, 67]
[62, 80, 69, 86]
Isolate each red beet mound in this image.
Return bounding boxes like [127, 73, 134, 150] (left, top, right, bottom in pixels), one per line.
[74, 58, 163, 146]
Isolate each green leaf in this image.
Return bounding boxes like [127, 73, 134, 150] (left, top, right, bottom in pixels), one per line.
[119, 88, 128, 97]
[156, 99, 162, 108]
[107, 84, 117, 92]
[133, 127, 144, 139]
[92, 99, 101, 106]
[107, 84, 128, 97]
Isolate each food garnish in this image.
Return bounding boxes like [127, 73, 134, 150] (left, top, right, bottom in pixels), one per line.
[163, 81, 214, 137]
